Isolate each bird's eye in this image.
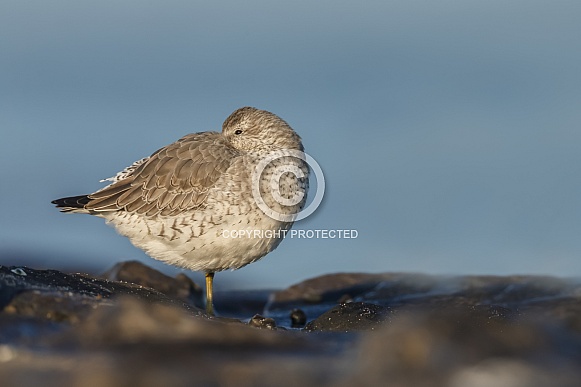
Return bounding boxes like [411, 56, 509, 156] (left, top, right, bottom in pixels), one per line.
[234, 129, 243, 135]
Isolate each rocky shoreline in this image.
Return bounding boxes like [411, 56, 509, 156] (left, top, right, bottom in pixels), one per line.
[1, 261, 580, 386]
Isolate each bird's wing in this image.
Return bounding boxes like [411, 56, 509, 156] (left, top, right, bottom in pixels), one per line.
[98, 157, 149, 186]
[85, 132, 240, 216]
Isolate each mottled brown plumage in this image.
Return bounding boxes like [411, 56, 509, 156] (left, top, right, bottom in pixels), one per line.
[86, 133, 239, 217]
[53, 107, 309, 315]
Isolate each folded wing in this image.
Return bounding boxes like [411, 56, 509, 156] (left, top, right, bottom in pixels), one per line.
[86, 132, 239, 217]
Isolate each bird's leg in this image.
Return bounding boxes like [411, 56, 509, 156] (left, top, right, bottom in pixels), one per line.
[205, 272, 215, 316]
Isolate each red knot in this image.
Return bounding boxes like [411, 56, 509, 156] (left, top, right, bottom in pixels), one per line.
[52, 107, 309, 315]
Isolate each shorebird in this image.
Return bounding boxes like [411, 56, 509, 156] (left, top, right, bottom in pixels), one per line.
[52, 107, 309, 315]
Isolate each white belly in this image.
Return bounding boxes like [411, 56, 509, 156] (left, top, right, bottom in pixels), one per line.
[101, 210, 291, 272]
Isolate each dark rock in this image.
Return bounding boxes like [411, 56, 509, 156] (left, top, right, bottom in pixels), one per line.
[337, 294, 353, 303]
[305, 302, 391, 332]
[290, 308, 307, 328]
[101, 260, 204, 308]
[0, 265, 203, 319]
[265, 273, 395, 327]
[2, 264, 581, 386]
[268, 273, 394, 309]
[248, 314, 278, 330]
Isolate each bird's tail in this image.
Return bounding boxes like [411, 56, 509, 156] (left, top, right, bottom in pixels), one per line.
[51, 195, 91, 213]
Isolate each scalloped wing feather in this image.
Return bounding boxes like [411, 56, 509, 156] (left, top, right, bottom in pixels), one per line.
[85, 132, 239, 216]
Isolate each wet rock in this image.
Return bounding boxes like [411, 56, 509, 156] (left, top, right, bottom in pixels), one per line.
[102, 260, 203, 308]
[268, 273, 393, 309]
[2, 263, 581, 386]
[337, 294, 353, 303]
[248, 314, 278, 330]
[0, 264, 212, 354]
[0, 266, 196, 309]
[305, 302, 391, 332]
[290, 308, 307, 328]
[265, 273, 394, 326]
